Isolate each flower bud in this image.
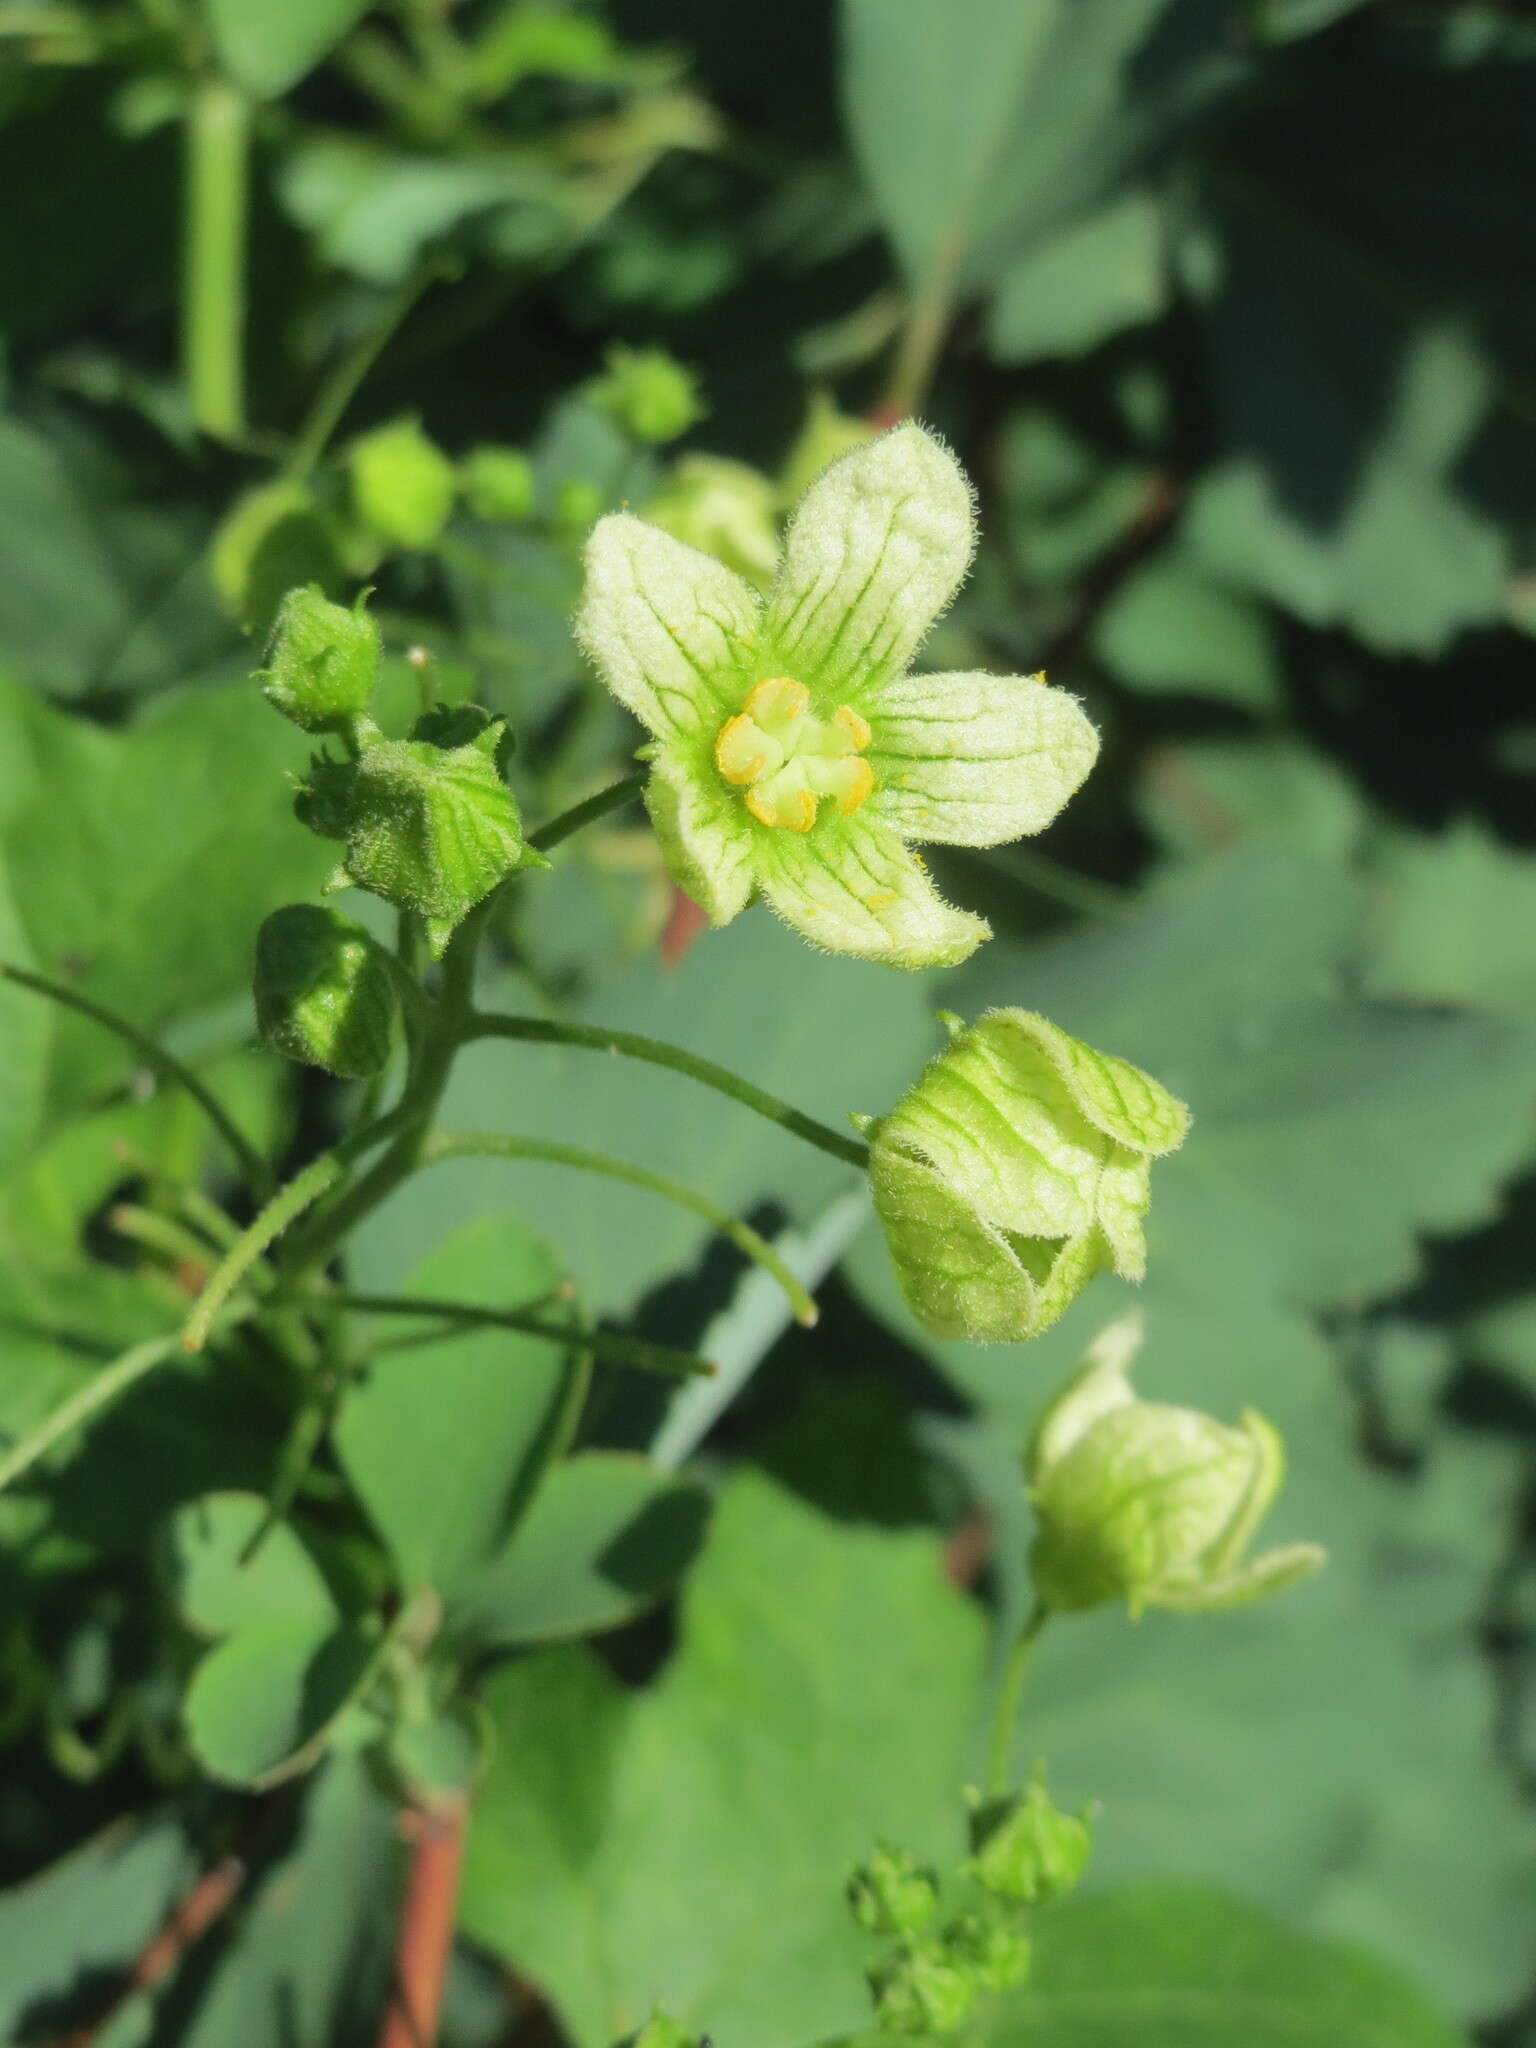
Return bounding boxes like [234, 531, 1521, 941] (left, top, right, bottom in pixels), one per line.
[643, 455, 781, 586]
[868, 1010, 1190, 1344]
[212, 482, 345, 636]
[965, 1776, 1092, 1904]
[349, 417, 457, 550]
[942, 1912, 1031, 1994]
[847, 1845, 939, 1936]
[779, 387, 875, 504]
[260, 585, 380, 734]
[630, 2013, 695, 2048]
[461, 444, 536, 522]
[254, 905, 396, 1078]
[587, 345, 706, 445]
[869, 1942, 975, 2036]
[1027, 1312, 1326, 1615]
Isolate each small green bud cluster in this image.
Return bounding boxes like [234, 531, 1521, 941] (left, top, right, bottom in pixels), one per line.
[586, 344, 706, 445]
[848, 1782, 1089, 2038]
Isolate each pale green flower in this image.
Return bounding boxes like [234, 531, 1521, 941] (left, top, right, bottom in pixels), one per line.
[868, 1009, 1190, 1342]
[1026, 1313, 1326, 1617]
[574, 423, 1100, 970]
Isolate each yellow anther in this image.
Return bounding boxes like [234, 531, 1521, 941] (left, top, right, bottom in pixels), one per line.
[715, 676, 876, 831]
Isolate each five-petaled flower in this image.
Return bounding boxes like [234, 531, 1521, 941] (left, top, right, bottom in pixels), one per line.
[574, 423, 1100, 970]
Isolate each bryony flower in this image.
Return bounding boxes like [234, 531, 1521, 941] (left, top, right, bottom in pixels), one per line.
[867, 1009, 1191, 1344]
[1026, 1313, 1326, 1617]
[574, 423, 1099, 970]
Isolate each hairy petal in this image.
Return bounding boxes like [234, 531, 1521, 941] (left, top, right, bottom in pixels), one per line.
[754, 812, 988, 971]
[644, 742, 757, 927]
[972, 1011, 1192, 1158]
[575, 514, 761, 740]
[763, 423, 975, 698]
[867, 671, 1100, 847]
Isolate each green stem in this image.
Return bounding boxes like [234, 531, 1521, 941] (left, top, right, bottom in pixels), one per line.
[107, 1204, 217, 1277]
[421, 1130, 820, 1327]
[291, 1288, 715, 1381]
[0, 1334, 178, 1493]
[464, 1013, 870, 1170]
[986, 1602, 1049, 1796]
[183, 1151, 346, 1352]
[1, 962, 270, 1195]
[527, 773, 646, 854]
[284, 268, 434, 480]
[183, 76, 249, 439]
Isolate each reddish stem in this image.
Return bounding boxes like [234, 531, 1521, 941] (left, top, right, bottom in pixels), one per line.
[378, 1796, 469, 2048]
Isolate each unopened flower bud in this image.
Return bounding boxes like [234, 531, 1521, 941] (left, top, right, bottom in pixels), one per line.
[461, 444, 536, 522]
[847, 1845, 939, 1936]
[779, 387, 875, 504]
[942, 1911, 1031, 1993]
[587, 345, 705, 444]
[349, 417, 457, 550]
[254, 905, 396, 1078]
[869, 1011, 1190, 1344]
[643, 455, 780, 585]
[965, 1775, 1092, 1904]
[870, 1942, 975, 2036]
[260, 585, 380, 734]
[1027, 1312, 1326, 1615]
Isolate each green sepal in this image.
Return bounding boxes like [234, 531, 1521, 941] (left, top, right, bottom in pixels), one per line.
[964, 1774, 1093, 1904]
[254, 903, 398, 1078]
[260, 584, 381, 734]
[411, 701, 517, 775]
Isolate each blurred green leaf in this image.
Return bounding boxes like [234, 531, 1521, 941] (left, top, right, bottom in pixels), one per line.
[204, 0, 372, 99]
[162, 1491, 335, 1638]
[1092, 552, 1280, 711]
[461, 1470, 985, 2048]
[336, 1215, 581, 1604]
[990, 1883, 1470, 2046]
[451, 1451, 710, 1646]
[1363, 820, 1536, 1019]
[988, 194, 1165, 364]
[1134, 741, 1362, 866]
[183, 1612, 379, 1788]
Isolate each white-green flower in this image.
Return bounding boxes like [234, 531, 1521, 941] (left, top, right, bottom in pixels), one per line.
[574, 423, 1099, 970]
[1026, 1313, 1326, 1617]
[868, 1009, 1191, 1343]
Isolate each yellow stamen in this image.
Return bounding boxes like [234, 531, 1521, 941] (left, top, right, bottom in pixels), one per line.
[713, 676, 877, 831]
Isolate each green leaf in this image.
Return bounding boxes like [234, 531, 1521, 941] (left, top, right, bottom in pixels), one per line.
[461, 1470, 985, 2048]
[1133, 740, 1362, 867]
[988, 194, 1165, 363]
[1362, 821, 1536, 1020]
[452, 1451, 710, 1646]
[203, 0, 371, 98]
[1091, 552, 1280, 712]
[991, 1884, 1470, 2047]
[161, 1491, 335, 1638]
[183, 1612, 379, 1788]
[335, 1215, 581, 1603]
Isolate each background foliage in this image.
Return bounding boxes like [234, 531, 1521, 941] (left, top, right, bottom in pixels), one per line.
[1, 2, 1534, 2044]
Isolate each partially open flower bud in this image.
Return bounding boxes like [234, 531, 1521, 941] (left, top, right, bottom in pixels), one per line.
[869, 1942, 975, 2036]
[942, 1912, 1032, 1994]
[1027, 1312, 1326, 1616]
[587, 344, 705, 444]
[868, 1010, 1190, 1344]
[349, 417, 457, 550]
[254, 905, 396, 1078]
[260, 585, 380, 734]
[965, 1775, 1092, 1903]
[847, 1845, 939, 1936]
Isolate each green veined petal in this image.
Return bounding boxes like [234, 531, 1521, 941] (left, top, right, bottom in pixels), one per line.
[866, 670, 1100, 847]
[755, 811, 987, 970]
[974, 1011, 1192, 1157]
[575, 513, 761, 741]
[645, 741, 758, 926]
[763, 423, 975, 700]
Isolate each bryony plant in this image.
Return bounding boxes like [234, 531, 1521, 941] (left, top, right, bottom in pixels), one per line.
[575, 423, 1100, 968]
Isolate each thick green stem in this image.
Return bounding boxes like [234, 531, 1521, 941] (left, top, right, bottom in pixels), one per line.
[421, 1131, 820, 1327]
[1, 962, 270, 1194]
[986, 1602, 1049, 1795]
[293, 1288, 714, 1381]
[465, 1013, 870, 1170]
[184, 76, 249, 439]
[527, 773, 646, 854]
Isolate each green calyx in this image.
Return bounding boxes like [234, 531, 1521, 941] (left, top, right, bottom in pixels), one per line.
[848, 1845, 941, 1936]
[260, 584, 380, 734]
[941, 1911, 1032, 1994]
[867, 1010, 1191, 1345]
[254, 904, 397, 1078]
[295, 712, 540, 956]
[1026, 1313, 1327, 1616]
[869, 1942, 976, 2036]
[965, 1774, 1092, 1905]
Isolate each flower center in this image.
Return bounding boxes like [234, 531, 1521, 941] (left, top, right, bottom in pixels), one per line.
[713, 677, 874, 833]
